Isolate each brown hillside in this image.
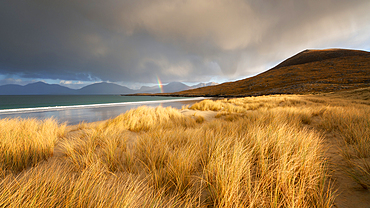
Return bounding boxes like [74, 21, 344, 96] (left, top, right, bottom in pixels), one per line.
[272, 48, 369, 70]
[162, 48, 370, 97]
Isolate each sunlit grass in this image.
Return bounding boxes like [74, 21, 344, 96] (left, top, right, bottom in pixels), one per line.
[318, 105, 370, 189]
[0, 118, 65, 173]
[103, 106, 197, 132]
[2, 87, 370, 206]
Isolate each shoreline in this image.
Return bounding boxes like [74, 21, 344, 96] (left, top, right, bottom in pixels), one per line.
[65, 108, 218, 128]
[0, 97, 206, 114]
[0, 96, 208, 126]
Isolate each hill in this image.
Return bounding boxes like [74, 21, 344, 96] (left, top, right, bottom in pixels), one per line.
[0, 82, 134, 95]
[0, 82, 75, 95]
[161, 48, 370, 97]
[162, 82, 191, 93]
[76, 82, 134, 95]
[137, 82, 218, 94]
[137, 82, 191, 93]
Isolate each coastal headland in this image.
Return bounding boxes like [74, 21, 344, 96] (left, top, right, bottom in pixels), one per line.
[128, 49, 370, 98]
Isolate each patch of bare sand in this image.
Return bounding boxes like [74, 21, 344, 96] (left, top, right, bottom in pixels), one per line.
[307, 116, 370, 208]
[180, 109, 217, 121]
[324, 132, 370, 208]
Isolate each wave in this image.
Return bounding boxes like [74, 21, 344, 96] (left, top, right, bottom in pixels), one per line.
[0, 97, 205, 114]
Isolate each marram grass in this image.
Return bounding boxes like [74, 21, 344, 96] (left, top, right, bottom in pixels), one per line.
[0, 118, 65, 173]
[0, 101, 339, 207]
[4, 87, 370, 207]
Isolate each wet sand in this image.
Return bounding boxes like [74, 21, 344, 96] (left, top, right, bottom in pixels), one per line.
[0, 98, 205, 125]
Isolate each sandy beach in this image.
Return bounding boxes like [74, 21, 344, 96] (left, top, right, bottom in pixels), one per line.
[0, 97, 206, 125]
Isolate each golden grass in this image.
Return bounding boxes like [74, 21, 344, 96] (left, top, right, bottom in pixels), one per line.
[2, 88, 370, 207]
[190, 99, 247, 113]
[0, 161, 159, 207]
[0, 118, 65, 173]
[103, 106, 197, 132]
[195, 115, 205, 123]
[202, 121, 331, 207]
[192, 89, 370, 192]
[318, 105, 370, 189]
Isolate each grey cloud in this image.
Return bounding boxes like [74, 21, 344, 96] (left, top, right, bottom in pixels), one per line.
[123, 0, 263, 50]
[0, 0, 369, 85]
[0, 78, 25, 86]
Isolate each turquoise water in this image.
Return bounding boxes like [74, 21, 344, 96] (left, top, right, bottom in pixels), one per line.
[0, 95, 204, 125]
[0, 95, 189, 110]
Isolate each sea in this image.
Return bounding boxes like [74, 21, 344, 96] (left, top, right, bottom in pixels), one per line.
[0, 95, 205, 125]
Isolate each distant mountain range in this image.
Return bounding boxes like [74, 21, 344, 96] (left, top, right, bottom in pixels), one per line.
[0, 81, 218, 95]
[136, 82, 218, 93]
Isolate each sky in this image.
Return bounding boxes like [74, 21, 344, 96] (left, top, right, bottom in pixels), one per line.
[0, 0, 370, 89]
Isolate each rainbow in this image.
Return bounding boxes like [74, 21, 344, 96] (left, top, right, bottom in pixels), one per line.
[156, 76, 164, 93]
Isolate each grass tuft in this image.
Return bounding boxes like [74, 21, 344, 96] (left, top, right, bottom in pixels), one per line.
[0, 118, 65, 173]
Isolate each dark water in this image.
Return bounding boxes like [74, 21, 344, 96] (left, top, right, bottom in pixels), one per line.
[0, 95, 204, 125]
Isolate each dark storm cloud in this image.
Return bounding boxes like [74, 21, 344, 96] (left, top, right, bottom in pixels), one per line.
[0, 0, 369, 84]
